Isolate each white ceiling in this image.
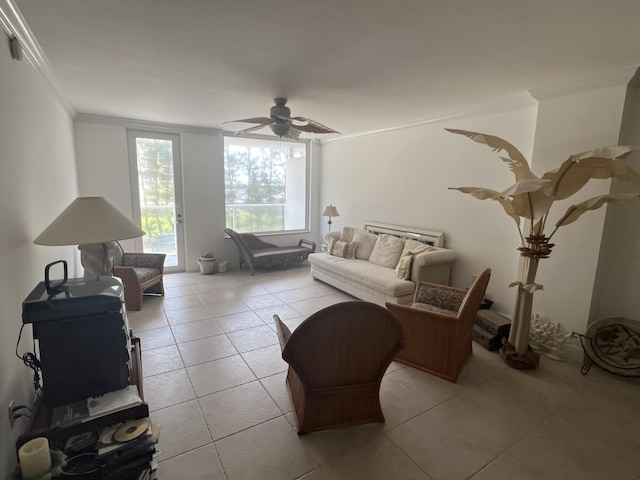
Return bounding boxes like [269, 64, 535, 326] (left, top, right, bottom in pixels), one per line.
[9, 0, 640, 137]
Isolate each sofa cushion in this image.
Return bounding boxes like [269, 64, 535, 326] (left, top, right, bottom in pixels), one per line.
[401, 239, 433, 257]
[329, 239, 356, 258]
[394, 252, 413, 280]
[309, 253, 415, 297]
[369, 234, 405, 268]
[130, 267, 162, 283]
[353, 229, 378, 260]
[339, 226, 358, 242]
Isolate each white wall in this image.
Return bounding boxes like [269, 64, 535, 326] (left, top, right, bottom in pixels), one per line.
[320, 107, 539, 314]
[74, 122, 132, 215]
[530, 86, 628, 334]
[0, 40, 78, 474]
[180, 131, 226, 267]
[590, 81, 640, 322]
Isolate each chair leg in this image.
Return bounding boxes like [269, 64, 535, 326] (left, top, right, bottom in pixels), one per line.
[124, 288, 143, 311]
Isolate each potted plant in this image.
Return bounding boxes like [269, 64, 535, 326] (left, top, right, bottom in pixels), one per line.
[448, 129, 640, 368]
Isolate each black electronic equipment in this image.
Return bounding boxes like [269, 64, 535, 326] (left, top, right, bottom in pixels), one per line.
[22, 276, 132, 407]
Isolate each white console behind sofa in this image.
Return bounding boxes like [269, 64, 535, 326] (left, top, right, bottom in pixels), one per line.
[364, 222, 445, 247]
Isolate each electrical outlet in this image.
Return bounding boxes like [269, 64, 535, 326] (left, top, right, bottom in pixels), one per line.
[8, 400, 15, 429]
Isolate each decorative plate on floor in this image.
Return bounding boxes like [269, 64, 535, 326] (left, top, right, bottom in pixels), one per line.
[577, 317, 640, 377]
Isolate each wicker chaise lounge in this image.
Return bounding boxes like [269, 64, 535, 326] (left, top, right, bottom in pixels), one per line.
[224, 228, 316, 275]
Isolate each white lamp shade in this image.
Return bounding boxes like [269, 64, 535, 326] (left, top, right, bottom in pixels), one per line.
[34, 197, 145, 246]
[322, 205, 340, 217]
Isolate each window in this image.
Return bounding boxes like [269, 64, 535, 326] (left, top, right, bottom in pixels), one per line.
[224, 136, 308, 233]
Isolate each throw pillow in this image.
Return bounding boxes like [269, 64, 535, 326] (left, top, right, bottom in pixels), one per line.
[368, 234, 405, 268]
[353, 229, 378, 260]
[339, 226, 357, 242]
[328, 238, 356, 258]
[394, 252, 413, 280]
[401, 239, 433, 257]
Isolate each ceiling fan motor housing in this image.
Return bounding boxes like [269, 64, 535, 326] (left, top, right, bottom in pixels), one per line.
[270, 122, 291, 137]
[270, 101, 291, 119]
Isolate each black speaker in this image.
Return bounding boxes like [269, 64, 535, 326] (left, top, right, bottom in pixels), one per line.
[22, 277, 131, 407]
[35, 312, 131, 406]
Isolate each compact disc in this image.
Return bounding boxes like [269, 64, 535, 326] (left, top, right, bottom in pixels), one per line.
[114, 418, 149, 443]
[98, 424, 119, 446]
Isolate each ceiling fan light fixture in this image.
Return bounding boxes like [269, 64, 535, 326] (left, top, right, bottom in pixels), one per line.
[270, 123, 291, 137]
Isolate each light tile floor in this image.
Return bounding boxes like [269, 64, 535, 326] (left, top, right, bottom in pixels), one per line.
[127, 265, 640, 480]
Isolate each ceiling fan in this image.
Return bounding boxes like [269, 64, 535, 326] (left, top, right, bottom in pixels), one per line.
[224, 98, 340, 140]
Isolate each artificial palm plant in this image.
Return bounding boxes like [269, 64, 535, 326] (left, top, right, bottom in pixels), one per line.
[448, 129, 640, 368]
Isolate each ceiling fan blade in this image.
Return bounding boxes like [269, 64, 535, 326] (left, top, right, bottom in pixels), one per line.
[283, 128, 301, 140]
[289, 116, 340, 134]
[223, 117, 272, 125]
[235, 123, 274, 135]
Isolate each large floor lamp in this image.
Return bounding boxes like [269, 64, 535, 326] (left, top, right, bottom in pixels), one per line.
[34, 197, 145, 281]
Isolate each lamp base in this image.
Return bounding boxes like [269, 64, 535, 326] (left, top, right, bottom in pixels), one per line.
[78, 243, 112, 281]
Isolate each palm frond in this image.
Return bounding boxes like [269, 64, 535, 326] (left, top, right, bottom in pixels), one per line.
[499, 179, 554, 220]
[555, 193, 640, 228]
[542, 146, 637, 200]
[448, 186, 501, 200]
[449, 187, 521, 226]
[445, 129, 535, 181]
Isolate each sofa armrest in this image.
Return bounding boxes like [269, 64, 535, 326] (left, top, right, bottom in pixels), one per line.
[325, 231, 341, 244]
[410, 247, 457, 283]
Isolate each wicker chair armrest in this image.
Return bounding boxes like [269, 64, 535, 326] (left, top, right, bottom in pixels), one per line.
[274, 314, 292, 351]
[113, 265, 142, 289]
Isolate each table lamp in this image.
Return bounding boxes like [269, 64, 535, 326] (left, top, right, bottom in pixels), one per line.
[34, 197, 145, 280]
[322, 204, 340, 232]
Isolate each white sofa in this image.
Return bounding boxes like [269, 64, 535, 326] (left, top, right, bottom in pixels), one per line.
[308, 224, 457, 306]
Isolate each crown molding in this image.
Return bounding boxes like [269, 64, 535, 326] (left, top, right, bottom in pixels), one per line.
[323, 92, 538, 144]
[0, 0, 76, 116]
[529, 66, 639, 101]
[75, 113, 224, 136]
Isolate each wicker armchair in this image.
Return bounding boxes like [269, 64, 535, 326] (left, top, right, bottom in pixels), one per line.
[274, 301, 404, 434]
[108, 241, 166, 311]
[386, 268, 491, 382]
